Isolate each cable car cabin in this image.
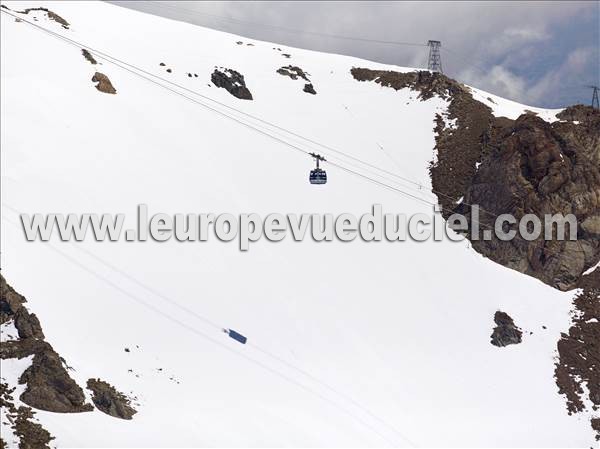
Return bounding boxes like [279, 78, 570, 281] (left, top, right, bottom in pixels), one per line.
[224, 328, 247, 345]
[309, 168, 327, 185]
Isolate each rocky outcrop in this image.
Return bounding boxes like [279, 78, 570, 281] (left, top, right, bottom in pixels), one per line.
[277, 65, 317, 95]
[87, 378, 137, 420]
[211, 68, 253, 100]
[0, 274, 134, 443]
[19, 350, 93, 413]
[82, 49, 97, 65]
[15, 7, 70, 29]
[352, 68, 600, 291]
[92, 72, 117, 94]
[490, 311, 523, 347]
[303, 83, 317, 95]
[352, 68, 600, 440]
[1, 381, 54, 449]
[555, 269, 599, 440]
[465, 109, 600, 291]
[277, 65, 309, 81]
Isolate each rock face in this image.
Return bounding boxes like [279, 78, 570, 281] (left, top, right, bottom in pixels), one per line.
[490, 311, 523, 347]
[465, 108, 600, 291]
[82, 49, 97, 65]
[1, 382, 54, 449]
[19, 351, 93, 413]
[555, 269, 600, 440]
[87, 379, 137, 420]
[0, 274, 134, 445]
[14, 7, 70, 29]
[352, 68, 600, 291]
[92, 72, 117, 94]
[211, 68, 253, 100]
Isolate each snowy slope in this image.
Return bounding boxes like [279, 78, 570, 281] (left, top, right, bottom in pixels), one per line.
[0, 1, 594, 447]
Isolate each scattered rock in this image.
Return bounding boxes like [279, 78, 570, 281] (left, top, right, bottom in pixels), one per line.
[87, 379, 137, 420]
[303, 83, 317, 95]
[187, 73, 192, 77]
[490, 311, 523, 347]
[555, 269, 599, 422]
[277, 66, 317, 95]
[277, 65, 309, 81]
[91, 72, 116, 94]
[166, 68, 172, 73]
[16, 7, 69, 29]
[282, 53, 291, 58]
[81, 49, 97, 65]
[124, 348, 130, 353]
[159, 62, 166, 66]
[211, 67, 253, 100]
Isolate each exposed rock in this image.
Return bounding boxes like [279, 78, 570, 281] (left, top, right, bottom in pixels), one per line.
[351, 68, 600, 291]
[282, 53, 291, 58]
[19, 350, 93, 413]
[581, 215, 600, 236]
[351, 68, 467, 101]
[87, 378, 137, 420]
[303, 83, 317, 95]
[14, 308, 44, 340]
[592, 418, 600, 441]
[277, 66, 316, 95]
[92, 72, 116, 94]
[0, 339, 49, 360]
[166, 68, 172, 73]
[1, 275, 133, 420]
[555, 269, 599, 415]
[16, 7, 69, 29]
[490, 311, 523, 347]
[211, 67, 253, 100]
[1, 274, 27, 324]
[277, 65, 309, 81]
[1, 382, 54, 449]
[159, 62, 166, 66]
[81, 49, 97, 65]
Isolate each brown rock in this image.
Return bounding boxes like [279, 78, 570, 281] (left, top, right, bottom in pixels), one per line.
[87, 378, 137, 420]
[92, 72, 116, 94]
[19, 349, 93, 413]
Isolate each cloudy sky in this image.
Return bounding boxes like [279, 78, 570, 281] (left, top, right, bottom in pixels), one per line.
[110, 1, 599, 108]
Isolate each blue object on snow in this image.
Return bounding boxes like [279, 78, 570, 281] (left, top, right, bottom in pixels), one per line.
[226, 329, 247, 344]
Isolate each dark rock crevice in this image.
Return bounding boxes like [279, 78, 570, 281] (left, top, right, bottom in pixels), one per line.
[1, 382, 54, 449]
